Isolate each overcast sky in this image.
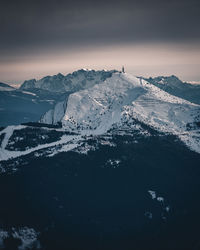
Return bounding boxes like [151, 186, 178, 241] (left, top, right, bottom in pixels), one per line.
[1, 0, 200, 84]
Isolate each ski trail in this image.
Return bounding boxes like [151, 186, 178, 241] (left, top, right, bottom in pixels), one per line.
[0, 131, 81, 161]
[0, 126, 25, 149]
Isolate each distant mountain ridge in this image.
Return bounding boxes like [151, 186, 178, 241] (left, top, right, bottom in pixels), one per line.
[141, 75, 200, 104]
[20, 69, 117, 93]
[0, 82, 15, 91]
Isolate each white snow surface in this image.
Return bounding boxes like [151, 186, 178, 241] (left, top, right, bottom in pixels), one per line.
[148, 190, 156, 200]
[22, 91, 37, 96]
[62, 72, 200, 153]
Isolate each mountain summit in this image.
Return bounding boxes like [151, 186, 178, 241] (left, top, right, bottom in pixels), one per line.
[41, 72, 200, 153]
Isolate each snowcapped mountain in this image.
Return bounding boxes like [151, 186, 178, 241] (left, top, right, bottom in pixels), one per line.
[20, 69, 117, 93]
[142, 75, 200, 104]
[0, 71, 200, 162]
[40, 72, 200, 154]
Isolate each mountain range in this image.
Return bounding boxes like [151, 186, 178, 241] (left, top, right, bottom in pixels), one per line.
[0, 70, 200, 160]
[1, 70, 200, 128]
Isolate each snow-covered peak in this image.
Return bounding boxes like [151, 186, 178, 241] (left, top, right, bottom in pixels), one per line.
[20, 69, 117, 93]
[39, 71, 200, 152]
[61, 72, 199, 152]
[62, 72, 196, 131]
[62, 73, 144, 133]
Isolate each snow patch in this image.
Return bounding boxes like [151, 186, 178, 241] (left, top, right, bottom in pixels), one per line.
[22, 91, 37, 96]
[148, 190, 156, 200]
[0, 227, 41, 250]
[157, 197, 164, 202]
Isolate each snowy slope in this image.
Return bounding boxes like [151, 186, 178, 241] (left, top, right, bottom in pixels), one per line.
[20, 69, 117, 93]
[62, 72, 200, 152]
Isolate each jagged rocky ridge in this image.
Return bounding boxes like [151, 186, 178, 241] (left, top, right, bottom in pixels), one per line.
[20, 69, 117, 93]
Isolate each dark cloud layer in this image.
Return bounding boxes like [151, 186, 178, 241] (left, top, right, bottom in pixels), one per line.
[0, 0, 200, 83]
[1, 0, 200, 56]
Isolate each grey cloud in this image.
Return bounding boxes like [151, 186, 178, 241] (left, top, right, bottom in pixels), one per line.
[0, 0, 200, 56]
[0, 0, 200, 83]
